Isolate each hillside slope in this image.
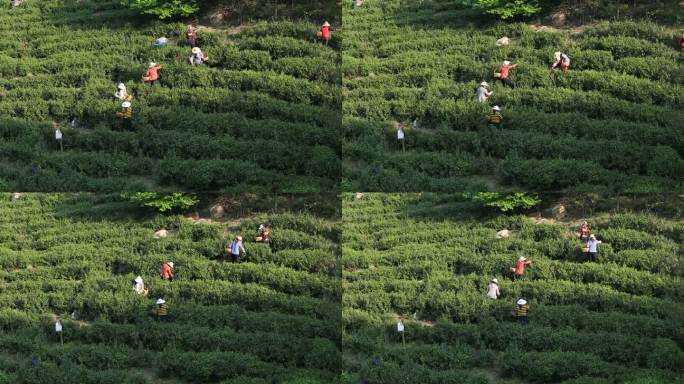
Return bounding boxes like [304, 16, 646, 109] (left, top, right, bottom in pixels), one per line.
[342, 193, 684, 383]
[0, 193, 341, 383]
[342, 0, 684, 193]
[0, 0, 341, 192]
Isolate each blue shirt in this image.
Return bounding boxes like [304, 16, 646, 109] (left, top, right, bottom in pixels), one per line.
[230, 240, 242, 255]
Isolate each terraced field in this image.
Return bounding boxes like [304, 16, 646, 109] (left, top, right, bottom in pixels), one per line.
[342, 193, 684, 383]
[0, 0, 341, 192]
[342, 0, 684, 192]
[0, 193, 341, 383]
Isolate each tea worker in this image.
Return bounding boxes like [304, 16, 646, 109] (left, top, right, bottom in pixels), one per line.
[487, 278, 500, 299]
[586, 234, 602, 261]
[476, 81, 493, 103]
[318, 21, 331, 45]
[551, 51, 570, 72]
[488, 106, 503, 128]
[494, 60, 517, 87]
[510, 256, 531, 280]
[255, 224, 270, 243]
[514, 298, 529, 325]
[160, 261, 174, 281]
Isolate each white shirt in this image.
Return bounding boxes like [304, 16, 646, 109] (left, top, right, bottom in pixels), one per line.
[487, 282, 500, 299]
[397, 129, 404, 140]
[55, 321, 62, 332]
[476, 86, 491, 103]
[397, 321, 404, 332]
[587, 239, 602, 252]
[55, 129, 62, 140]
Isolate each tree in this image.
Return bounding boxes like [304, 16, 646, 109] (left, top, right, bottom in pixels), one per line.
[459, 0, 542, 20]
[126, 192, 199, 213]
[469, 192, 541, 212]
[119, 0, 199, 19]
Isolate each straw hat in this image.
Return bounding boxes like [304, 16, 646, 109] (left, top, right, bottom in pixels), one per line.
[590, 234, 596, 240]
[192, 47, 201, 54]
[236, 236, 243, 241]
[493, 106, 501, 111]
[156, 298, 166, 305]
[517, 298, 527, 305]
[323, 21, 330, 27]
[121, 101, 131, 108]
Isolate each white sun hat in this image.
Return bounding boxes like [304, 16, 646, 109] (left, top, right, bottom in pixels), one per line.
[237, 236, 243, 241]
[492, 278, 498, 283]
[323, 21, 330, 27]
[192, 47, 201, 54]
[134, 276, 143, 283]
[518, 256, 526, 261]
[149, 62, 157, 68]
[258, 224, 264, 230]
[167, 262, 174, 268]
[480, 81, 489, 87]
[493, 106, 501, 111]
[517, 298, 527, 305]
[117, 83, 126, 90]
[156, 298, 166, 305]
[121, 101, 131, 108]
[503, 60, 511, 65]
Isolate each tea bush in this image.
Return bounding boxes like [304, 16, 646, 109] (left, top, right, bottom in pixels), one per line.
[0, 193, 341, 383]
[342, 0, 684, 192]
[0, 1, 340, 192]
[342, 193, 684, 384]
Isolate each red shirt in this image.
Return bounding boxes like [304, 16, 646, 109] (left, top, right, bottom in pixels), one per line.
[499, 64, 517, 79]
[514, 259, 530, 275]
[679, 35, 684, 47]
[320, 26, 330, 40]
[147, 66, 161, 81]
[160, 263, 173, 279]
[581, 224, 590, 236]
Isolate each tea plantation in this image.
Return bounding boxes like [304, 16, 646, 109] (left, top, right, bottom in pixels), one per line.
[342, 193, 684, 383]
[342, 0, 684, 192]
[0, 193, 341, 383]
[0, 0, 341, 192]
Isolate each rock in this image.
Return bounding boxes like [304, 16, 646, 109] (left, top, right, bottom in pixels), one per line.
[153, 229, 168, 239]
[353, 192, 364, 200]
[193, 218, 211, 225]
[10, 192, 21, 201]
[496, 229, 510, 239]
[210, 204, 225, 219]
[495, 36, 510, 46]
[550, 11, 567, 27]
[551, 204, 566, 220]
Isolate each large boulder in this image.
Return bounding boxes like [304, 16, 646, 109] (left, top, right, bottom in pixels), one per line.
[210, 204, 225, 219]
[550, 204, 566, 220]
[496, 229, 511, 239]
[495, 36, 510, 46]
[153, 229, 168, 239]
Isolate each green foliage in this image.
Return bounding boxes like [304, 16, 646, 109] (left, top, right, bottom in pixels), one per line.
[127, 192, 199, 213]
[469, 192, 540, 212]
[460, 0, 541, 19]
[342, 193, 684, 384]
[119, 0, 199, 19]
[0, 194, 340, 383]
